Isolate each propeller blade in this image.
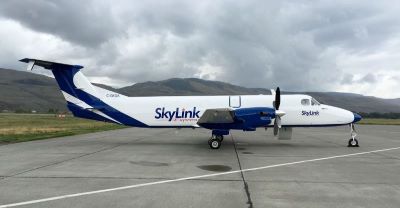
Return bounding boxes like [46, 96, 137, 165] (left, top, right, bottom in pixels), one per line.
[273, 119, 279, 136]
[273, 116, 282, 136]
[274, 87, 280, 110]
[272, 87, 283, 137]
[276, 116, 281, 128]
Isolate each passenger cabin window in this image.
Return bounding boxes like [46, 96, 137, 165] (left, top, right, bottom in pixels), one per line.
[301, 99, 310, 106]
[311, 98, 320, 106]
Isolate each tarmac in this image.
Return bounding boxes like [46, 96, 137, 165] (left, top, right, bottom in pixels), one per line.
[0, 125, 400, 208]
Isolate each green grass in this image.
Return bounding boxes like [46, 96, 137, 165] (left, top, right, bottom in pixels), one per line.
[0, 113, 126, 144]
[1, 114, 398, 144]
[359, 118, 400, 125]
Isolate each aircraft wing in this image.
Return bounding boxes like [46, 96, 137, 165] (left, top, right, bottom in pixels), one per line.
[197, 108, 235, 124]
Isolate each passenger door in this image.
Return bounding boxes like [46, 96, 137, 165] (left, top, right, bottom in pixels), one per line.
[229, 96, 241, 108]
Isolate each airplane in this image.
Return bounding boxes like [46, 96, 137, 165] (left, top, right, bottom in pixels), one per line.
[20, 58, 362, 149]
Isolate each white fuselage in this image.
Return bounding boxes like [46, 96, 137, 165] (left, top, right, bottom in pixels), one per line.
[100, 93, 355, 128]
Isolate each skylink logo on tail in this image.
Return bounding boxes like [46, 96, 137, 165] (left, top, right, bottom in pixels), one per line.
[155, 107, 200, 121]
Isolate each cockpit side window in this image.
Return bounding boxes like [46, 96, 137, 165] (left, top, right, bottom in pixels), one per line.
[301, 99, 310, 106]
[311, 98, 320, 106]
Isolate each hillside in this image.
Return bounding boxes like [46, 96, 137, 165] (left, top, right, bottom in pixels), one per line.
[118, 78, 269, 96]
[0, 68, 399, 113]
[0, 68, 67, 112]
[299, 92, 400, 114]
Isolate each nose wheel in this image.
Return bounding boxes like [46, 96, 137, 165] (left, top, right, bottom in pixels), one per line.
[208, 135, 223, 149]
[348, 123, 359, 147]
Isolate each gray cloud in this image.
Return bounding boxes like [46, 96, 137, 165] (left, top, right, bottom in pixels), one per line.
[0, 0, 117, 47]
[0, 0, 400, 96]
[359, 73, 377, 83]
[341, 73, 355, 85]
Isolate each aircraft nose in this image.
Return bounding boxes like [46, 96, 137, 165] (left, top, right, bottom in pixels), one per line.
[353, 113, 362, 123]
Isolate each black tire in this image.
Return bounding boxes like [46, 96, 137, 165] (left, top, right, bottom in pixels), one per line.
[216, 135, 223, 141]
[209, 138, 221, 149]
[348, 138, 359, 147]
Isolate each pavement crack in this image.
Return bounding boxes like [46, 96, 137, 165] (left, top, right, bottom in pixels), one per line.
[0, 129, 173, 181]
[0, 176, 243, 182]
[2, 144, 125, 180]
[231, 134, 254, 208]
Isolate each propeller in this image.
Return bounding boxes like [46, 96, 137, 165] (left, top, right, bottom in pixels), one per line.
[271, 87, 285, 136]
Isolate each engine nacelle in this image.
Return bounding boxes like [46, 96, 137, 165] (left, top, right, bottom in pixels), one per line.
[233, 107, 274, 129]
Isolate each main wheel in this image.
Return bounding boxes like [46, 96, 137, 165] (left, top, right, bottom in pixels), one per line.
[216, 135, 224, 142]
[348, 138, 359, 147]
[209, 138, 221, 149]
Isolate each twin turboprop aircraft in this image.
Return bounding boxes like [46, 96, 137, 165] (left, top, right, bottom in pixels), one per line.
[21, 58, 362, 149]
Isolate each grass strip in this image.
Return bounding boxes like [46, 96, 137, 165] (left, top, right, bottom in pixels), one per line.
[0, 113, 126, 144]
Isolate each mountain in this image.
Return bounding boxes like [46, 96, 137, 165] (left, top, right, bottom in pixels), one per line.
[118, 78, 270, 96]
[0, 68, 399, 113]
[299, 92, 400, 114]
[119, 78, 400, 113]
[0, 68, 67, 112]
[386, 98, 400, 106]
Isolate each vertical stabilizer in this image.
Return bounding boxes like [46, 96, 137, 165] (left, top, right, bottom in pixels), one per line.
[20, 58, 144, 126]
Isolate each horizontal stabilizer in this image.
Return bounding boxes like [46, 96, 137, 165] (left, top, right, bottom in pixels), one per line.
[20, 58, 83, 71]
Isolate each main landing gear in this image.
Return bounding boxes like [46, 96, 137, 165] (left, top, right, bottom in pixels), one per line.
[348, 123, 359, 147]
[208, 130, 229, 149]
[208, 135, 223, 149]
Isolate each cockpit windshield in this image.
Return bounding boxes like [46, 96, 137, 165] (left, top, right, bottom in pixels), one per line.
[311, 97, 320, 106]
[301, 99, 310, 106]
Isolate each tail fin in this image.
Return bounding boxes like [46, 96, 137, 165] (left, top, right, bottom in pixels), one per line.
[20, 58, 104, 107]
[20, 58, 147, 127]
[19, 58, 125, 123]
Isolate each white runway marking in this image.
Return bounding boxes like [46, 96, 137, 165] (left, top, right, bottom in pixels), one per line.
[1, 146, 400, 208]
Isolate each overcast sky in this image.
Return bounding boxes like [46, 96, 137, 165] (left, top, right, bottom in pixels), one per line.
[1, 0, 400, 98]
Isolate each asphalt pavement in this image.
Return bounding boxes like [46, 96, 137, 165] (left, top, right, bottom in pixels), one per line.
[0, 125, 400, 208]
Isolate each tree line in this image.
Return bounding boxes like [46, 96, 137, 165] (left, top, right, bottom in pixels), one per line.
[358, 112, 400, 119]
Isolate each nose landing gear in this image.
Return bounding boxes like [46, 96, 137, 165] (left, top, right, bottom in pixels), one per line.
[348, 123, 359, 147]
